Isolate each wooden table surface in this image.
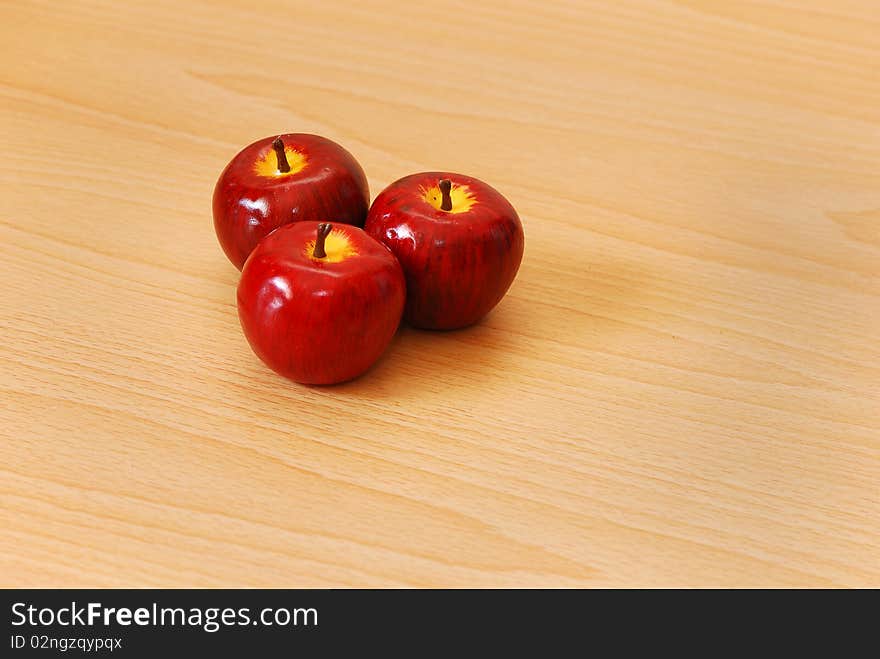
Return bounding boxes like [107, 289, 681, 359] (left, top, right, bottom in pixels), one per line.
[2, 0, 879, 588]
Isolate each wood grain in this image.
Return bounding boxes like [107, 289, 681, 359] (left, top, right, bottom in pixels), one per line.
[1, 0, 878, 587]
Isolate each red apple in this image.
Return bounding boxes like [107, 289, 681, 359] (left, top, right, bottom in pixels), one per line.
[237, 221, 405, 384]
[364, 172, 524, 330]
[213, 133, 369, 269]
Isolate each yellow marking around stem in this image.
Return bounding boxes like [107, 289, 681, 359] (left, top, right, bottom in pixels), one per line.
[421, 182, 477, 213]
[304, 227, 359, 263]
[253, 145, 308, 177]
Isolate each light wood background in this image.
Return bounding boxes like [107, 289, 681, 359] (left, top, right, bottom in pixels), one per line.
[1, 0, 878, 588]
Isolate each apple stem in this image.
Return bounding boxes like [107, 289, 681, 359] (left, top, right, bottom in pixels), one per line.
[313, 223, 332, 259]
[439, 179, 453, 211]
[272, 137, 291, 173]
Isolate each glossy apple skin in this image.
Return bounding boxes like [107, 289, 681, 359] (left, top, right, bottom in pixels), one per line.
[214, 134, 369, 269]
[237, 222, 405, 385]
[365, 172, 524, 330]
